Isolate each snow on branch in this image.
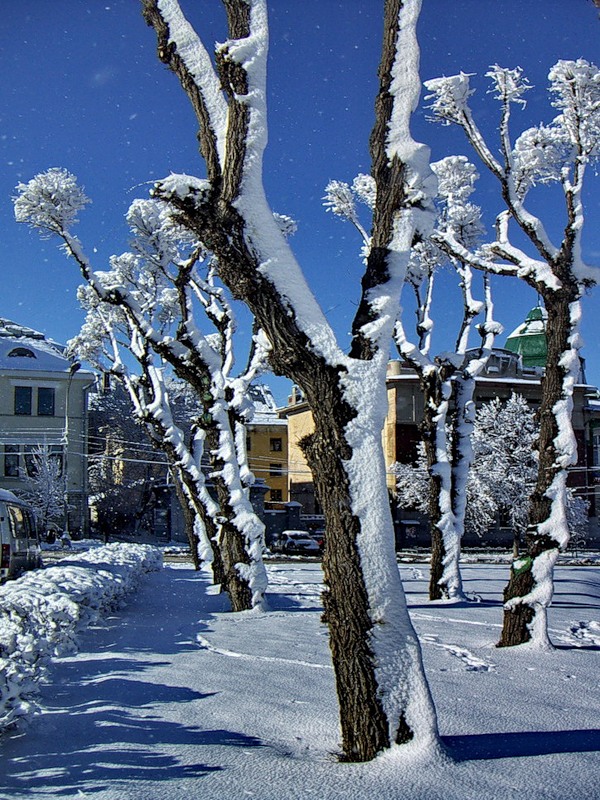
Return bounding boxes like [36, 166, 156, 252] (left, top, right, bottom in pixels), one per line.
[485, 65, 532, 107]
[14, 168, 91, 236]
[549, 59, 600, 158]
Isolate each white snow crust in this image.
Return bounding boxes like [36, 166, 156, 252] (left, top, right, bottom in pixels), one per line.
[1, 557, 598, 799]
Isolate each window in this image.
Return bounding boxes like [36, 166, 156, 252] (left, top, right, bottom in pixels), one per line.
[593, 431, 600, 467]
[49, 445, 63, 474]
[270, 463, 282, 477]
[8, 505, 29, 539]
[14, 386, 32, 415]
[246, 435, 252, 453]
[37, 387, 55, 416]
[24, 448, 38, 478]
[270, 437, 282, 452]
[4, 445, 19, 477]
[270, 489, 283, 502]
[8, 347, 36, 358]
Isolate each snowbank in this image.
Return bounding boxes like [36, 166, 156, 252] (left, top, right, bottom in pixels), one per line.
[0, 543, 162, 731]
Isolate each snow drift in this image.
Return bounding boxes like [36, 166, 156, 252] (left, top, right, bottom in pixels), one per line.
[0, 543, 162, 731]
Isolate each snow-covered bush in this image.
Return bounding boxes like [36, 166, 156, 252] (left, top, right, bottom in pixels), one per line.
[0, 543, 161, 732]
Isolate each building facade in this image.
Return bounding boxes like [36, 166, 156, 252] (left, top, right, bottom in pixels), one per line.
[0, 319, 94, 535]
[245, 384, 289, 508]
[280, 310, 600, 545]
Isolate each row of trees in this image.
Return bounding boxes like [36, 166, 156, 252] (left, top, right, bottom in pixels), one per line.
[12, 0, 599, 765]
[392, 392, 589, 557]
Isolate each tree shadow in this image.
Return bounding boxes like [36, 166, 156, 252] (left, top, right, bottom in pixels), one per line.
[443, 728, 600, 762]
[2, 677, 263, 797]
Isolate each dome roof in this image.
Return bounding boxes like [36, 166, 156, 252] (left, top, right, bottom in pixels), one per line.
[504, 306, 548, 367]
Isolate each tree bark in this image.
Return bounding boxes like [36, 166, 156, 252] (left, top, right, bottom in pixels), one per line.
[419, 369, 455, 600]
[498, 285, 579, 646]
[300, 381, 395, 760]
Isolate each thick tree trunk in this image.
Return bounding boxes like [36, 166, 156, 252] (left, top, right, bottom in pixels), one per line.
[301, 384, 413, 760]
[143, 0, 437, 761]
[498, 287, 579, 647]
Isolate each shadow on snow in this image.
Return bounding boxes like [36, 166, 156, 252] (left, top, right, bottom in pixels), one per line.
[443, 728, 600, 762]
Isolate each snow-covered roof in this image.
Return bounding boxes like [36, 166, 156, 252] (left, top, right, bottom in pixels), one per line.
[247, 383, 278, 413]
[0, 318, 79, 374]
[0, 336, 71, 372]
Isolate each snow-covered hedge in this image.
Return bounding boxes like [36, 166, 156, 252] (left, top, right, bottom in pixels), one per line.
[0, 543, 162, 732]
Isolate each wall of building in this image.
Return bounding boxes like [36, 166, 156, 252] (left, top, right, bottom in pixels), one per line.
[0, 337, 93, 535]
[246, 420, 289, 508]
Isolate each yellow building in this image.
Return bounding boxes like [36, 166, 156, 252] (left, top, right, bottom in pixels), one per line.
[245, 385, 288, 509]
[280, 351, 600, 524]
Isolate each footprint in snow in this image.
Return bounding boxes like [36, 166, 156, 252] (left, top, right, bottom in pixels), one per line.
[422, 634, 496, 671]
[563, 620, 600, 647]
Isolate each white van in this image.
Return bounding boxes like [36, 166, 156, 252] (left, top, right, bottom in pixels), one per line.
[0, 489, 42, 582]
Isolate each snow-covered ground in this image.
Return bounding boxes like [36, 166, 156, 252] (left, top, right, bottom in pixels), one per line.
[1, 557, 599, 799]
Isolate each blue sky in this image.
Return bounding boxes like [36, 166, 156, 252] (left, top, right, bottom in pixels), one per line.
[0, 1, 598, 402]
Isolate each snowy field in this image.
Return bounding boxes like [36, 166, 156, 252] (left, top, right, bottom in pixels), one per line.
[1, 557, 599, 799]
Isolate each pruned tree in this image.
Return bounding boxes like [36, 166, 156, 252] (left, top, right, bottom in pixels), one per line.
[136, 0, 439, 761]
[396, 156, 500, 600]
[14, 174, 269, 613]
[325, 155, 500, 602]
[425, 60, 600, 647]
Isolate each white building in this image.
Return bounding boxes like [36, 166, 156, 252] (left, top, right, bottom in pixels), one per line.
[0, 319, 94, 535]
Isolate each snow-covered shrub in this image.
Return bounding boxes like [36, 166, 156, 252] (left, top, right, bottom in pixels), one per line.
[0, 543, 161, 732]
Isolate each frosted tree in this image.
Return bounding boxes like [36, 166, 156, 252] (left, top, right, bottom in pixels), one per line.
[138, 0, 439, 761]
[472, 393, 537, 557]
[14, 174, 269, 613]
[397, 156, 500, 600]
[392, 429, 496, 545]
[17, 445, 65, 532]
[328, 156, 499, 600]
[88, 385, 167, 543]
[426, 60, 600, 647]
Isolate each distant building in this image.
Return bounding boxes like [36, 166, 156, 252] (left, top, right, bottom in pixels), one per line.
[280, 308, 600, 546]
[0, 319, 94, 535]
[505, 306, 548, 367]
[245, 384, 288, 508]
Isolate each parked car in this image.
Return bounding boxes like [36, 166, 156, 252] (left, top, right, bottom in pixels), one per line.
[307, 530, 326, 552]
[0, 489, 42, 582]
[272, 530, 320, 556]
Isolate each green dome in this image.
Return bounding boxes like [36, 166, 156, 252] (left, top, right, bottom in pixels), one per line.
[505, 307, 547, 367]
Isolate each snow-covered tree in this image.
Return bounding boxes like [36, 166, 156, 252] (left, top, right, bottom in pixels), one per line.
[397, 156, 500, 601]
[426, 60, 600, 647]
[15, 176, 269, 614]
[135, 0, 439, 761]
[392, 439, 497, 542]
[472, 393, 537, 555]
[327, 156, 500, 601]
[17, 445, 65, 532]
[394, 393, 588, 556]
